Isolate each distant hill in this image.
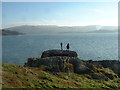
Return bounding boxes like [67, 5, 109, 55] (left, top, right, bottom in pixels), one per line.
[2, 25, 118, 35]
[2, 29, 24, 36]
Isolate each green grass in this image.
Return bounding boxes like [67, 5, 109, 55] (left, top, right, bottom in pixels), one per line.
[2, 63, 120, 89]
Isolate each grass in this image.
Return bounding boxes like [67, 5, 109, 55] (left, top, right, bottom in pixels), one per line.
[2, 63, 120, 89]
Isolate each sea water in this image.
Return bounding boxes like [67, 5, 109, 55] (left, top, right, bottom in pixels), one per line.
[2, 33, 118, 65]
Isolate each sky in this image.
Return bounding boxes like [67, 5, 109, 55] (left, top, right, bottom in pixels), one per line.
[2, 2, 118, 28]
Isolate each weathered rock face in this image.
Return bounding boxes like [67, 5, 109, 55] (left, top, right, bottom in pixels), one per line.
[41, 50, 78, 58]
[25, 57, 119, 80]
[24, 50, 120, 80]
[87, 60, 120, 76]
[25, 57, 74, 73]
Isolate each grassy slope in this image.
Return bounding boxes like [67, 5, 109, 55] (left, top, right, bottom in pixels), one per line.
[2, 63, 120, 89]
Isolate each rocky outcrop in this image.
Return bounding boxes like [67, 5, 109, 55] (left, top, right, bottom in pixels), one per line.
[41, 50, 78, 58]
[25, 57, 74, 73]
[24, 50, 120, 80]
[25, 57, 119, 80]
[86, 60, 120, 76]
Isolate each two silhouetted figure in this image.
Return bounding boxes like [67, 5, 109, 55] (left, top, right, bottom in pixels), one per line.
[60, 43, 70, 50]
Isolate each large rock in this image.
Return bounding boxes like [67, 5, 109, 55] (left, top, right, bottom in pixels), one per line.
[24, 50, 120, 80]
[87, 60, 120, 76]
[25, 57, 118, 80]
[41, 50, 78, 58]
[25, 57, 74, 73]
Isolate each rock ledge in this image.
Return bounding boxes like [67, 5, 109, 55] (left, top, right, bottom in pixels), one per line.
[41, 50, 78, 58]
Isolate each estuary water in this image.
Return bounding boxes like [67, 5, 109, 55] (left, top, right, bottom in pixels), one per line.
[2, 33, 118, 65]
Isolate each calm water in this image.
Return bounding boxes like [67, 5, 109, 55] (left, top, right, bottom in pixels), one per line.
[2, 33, 118, 65]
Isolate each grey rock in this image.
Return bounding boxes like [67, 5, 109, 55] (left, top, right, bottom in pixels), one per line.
[41, 50, 78, 58]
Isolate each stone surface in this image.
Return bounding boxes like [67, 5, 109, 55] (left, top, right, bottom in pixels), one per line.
[25, 57, 74, 73]
[86, 60, 120, 76]
[24, 50, 120, 80]
[41, 50, 78, 58]
[25, 57, 119, 80]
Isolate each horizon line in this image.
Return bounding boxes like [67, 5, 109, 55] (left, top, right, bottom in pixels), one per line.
[2, 24, 118, 29]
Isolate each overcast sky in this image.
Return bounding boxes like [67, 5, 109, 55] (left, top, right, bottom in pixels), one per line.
[2, 2, 118, 28]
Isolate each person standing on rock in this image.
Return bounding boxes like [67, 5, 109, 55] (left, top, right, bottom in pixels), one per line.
[60, 42, 63, 50]
[66, 43, 70, 50]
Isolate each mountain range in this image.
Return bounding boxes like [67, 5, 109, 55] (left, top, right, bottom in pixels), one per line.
[2, 25, 118, 35]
